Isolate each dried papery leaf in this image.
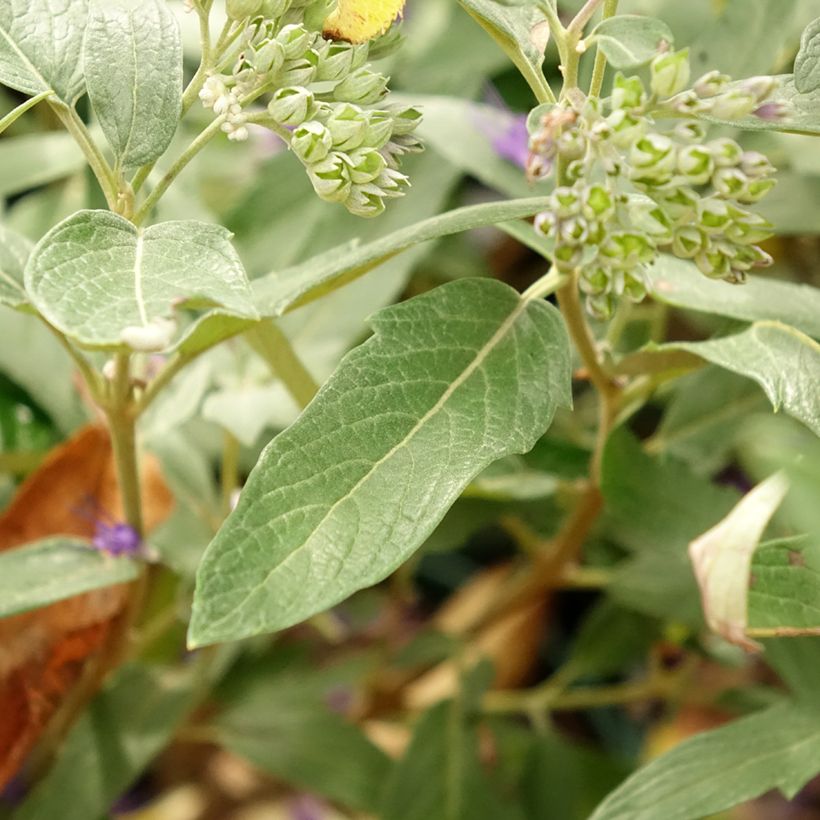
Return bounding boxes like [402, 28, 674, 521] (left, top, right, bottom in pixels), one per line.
[689, 472, 789, 653]
[323, 0, 405, 43]
[0, 424, 173, 789]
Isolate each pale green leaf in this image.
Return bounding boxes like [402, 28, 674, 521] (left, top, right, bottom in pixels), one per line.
[456, 0, 552, 104]
[84, 0, 182, 168]
[0, 0, 88, 102]
[590, 15, 674, 69]
[25, 210, 259, 350]
[795, 17, 820, 93]
[590, 703, 820, 820]
[0, 537, 138, 618]
[0, 130, 85, 197]
[647, 256, 820, 339]
[749, 537, 820, 635]
[189, 278, 571, 647]
[689, 472, 789, 651]
[0, 222, 31, 309]
[659, 322, 820, 437]
[251, 196, 553, 317]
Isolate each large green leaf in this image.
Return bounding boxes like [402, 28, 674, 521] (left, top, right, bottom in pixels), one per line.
[211, 672, 390, 812]
[795, 17, 820, 94]
[659, 322, 820, 437]
[749, 537, 820, 634]
[0, 0, 88, 102]
[0, 538, 138, 618]
[251, 196, 553, 317]
[589, 15, 674, 69]
[84, 0, 182, 168]
[0, 222, 31, 309]
[25, 210, 259, 350]
[456, 0, 552, 104]
[189, 278, 571, 647]
[590, 703, 820, 820]
[0, 130, 85, 197]
[646, 256, 820, 339]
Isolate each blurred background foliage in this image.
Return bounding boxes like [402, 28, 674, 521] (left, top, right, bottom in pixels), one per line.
[1, 0, 820, 818]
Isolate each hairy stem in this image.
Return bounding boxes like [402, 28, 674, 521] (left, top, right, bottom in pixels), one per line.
[0, 90, 51, 136]
[589, 0, 619, 97]
[220, 430, 241, 517]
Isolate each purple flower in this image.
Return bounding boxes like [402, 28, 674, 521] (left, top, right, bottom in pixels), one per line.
[74, 496, 143, 558]
[491, 114, 530, 169]
[290, 794, 328, 820]
[753, 101, 789, 122]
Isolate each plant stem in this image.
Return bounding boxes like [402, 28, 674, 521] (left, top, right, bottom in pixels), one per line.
[51, 102, 118, 210]
[220, 430, 240, 517]
[41, 319, 106, 401]
[0, 90, 51, 136]
[522, 269, 570, 301]
[247, 322, 320, 410]
[589, 0, 619, 97]
[133, 116, 226, 224]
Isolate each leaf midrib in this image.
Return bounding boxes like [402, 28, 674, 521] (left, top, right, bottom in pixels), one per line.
[0, 17, 53, 95]
[205, 294, 531, 634]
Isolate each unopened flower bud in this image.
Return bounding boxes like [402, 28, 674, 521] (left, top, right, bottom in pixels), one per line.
[693, 70, 730, 98]
[737, 177, 776, 203]
[279, 53, 318, 86]
[268, 86, 314, 125]
[253, 39, 285, 74]
[227, 0, 263, 19]
[554, 242, 583, 267]
[291, 120, 332, 163]
[698, 198, 732, 233]
[708, 138, 743, 167]
[695, 243, 733, 279]
[660, 187, 698, 221]
[388, 104, 422, 137]
[276, 24, 311, 60]
[552, 186, 582, 218]
[671, 226, 705, 258]
[600, 231, 655, 267]
[611, 73, 646, 111]
[707, 90, 758, 120]
[629, 133, 675, 183]
[677, 144, 714, 185]
[316, 42, 356, 82]
[303, 0, 336, 29]
[674, 122, 707, 143]
[345, 147, 386, 184]
[623, 271, 648, 302]
[741, 75, 778, 102]
[326, 103, 367, 150]
[753, 101, 789, 121]
[559, 217, 589, 245]
[713, 167, 748, 198]
[262, 0, 291, 17]
[582, 185, 614, 220]
[725, 212, 773, 245]
[534, 210, 557, 237]
[580, 267, 610, 295]
[361, 111, 393, 148]
[650, 48, 690, 98]
[606, 109, 646, 149]
[740, 151, 774, 178]
[334, 68, 389, 105]
[307, 152, 351, 202]
[345, 185, 386, 218]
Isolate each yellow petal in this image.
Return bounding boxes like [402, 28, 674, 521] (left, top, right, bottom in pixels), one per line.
[323, 0, 405, 43]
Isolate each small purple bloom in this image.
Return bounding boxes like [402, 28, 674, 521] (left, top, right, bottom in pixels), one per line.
[93, 521, 142, 557]
[491, 114, 530, 169]
[754, 101, 789, 122]
[290, 794, 328, 820]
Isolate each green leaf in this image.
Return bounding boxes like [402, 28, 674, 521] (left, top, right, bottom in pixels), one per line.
[647, 256, 820, 339]
[25, 210, 259, 350]
[251, 196, 554, 317]
[0, 130, 85, 197]
[795, 17, 820, 94]
[84, 0, 183, 168]
[750, 537, 820, 635]
[456, 0, 552, 104]
[0, 538, 139, 618]
[14, 657, 232, 820]
[689, 472, 789, 651]
[590, 703, 820, 820]
[658, 322, 820, 437]
[0, 222, 31, 309]
[589, 15, 674, 69]
[211, 673, 390, 811]
[189, 278, 571, 647]
[0, 0, 88, 102]
[380, 699, 511, 820]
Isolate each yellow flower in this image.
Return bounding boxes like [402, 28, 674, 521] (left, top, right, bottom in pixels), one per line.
[323, 0, 405, 43]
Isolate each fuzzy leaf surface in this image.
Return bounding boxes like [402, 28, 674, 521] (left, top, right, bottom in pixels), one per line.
[84, 0, 182, 168]
[0, 0, 87, 102]
[25, 210, 258, 350]
[795, 17, 820, 93]
[590, 15, 674, 69]
[189, 279, 571, 646]
[0, 223, 31, 309]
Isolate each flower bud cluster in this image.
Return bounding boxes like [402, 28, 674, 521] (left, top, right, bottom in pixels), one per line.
[527, 49, 780, 317]
[199, 0, 421, 217]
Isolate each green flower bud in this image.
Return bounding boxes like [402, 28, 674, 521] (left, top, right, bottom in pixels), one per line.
[611, 73, 646, 111]
[345, 185, 386, 218]
[738, 177, 776, 203]
[586, 291, 615, 320]
[580, 267, 610, 295]
[268, 86, 315, 125]
[252, 38, 285, 74]
[712, 167, 748, 198]
[334, 68, 389, 105]
[741, 75, 779, 102]
[279, 53, 318, 86]
[707, 90, 759, 120]
[307, 152, 351, 202]
[693, 70, 730, 98]
[708, 138, 743, 167]
[557, 130, 586, 161]
[695, 243, 733, 279]
[629, 133, 676, 183]
[276, 24, 311, 60]
[582, 185, 614, 221]
[227, 0, 263, 20]
[626, 195, 672, 242]
[345, 147, 387, 184]
[374, 167, 409, 197]
[623, 271, 648, 302]
[534, 210, 558, 237]
[740, 151, 775, 179]
[552, 186, 582, 218]
[605, 109, 646, 150]
[559, 217, 590, 245]
[674, 122, 707, 143]
[303, 0, 336, 30]
[367, 24, 404, 60]
[291, 120, 333, 163]
[262, 0, 291, 18]
[316, 42, 356, 82]
[554, 242, 583, 268]
[698, 198, 732, 233]
[725, 212, 773, 245]
[326, 102, 367, 150]
[387, 104, 422, 137]
[732, 243, 773, 269]
[600, 232, 655, 267]
[671, 226, 705, 258]
[362, 111, 394, 149]
[650, 48, 690, 98]
[659, 187, 698, 221]
[677, 144, 714, 185]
